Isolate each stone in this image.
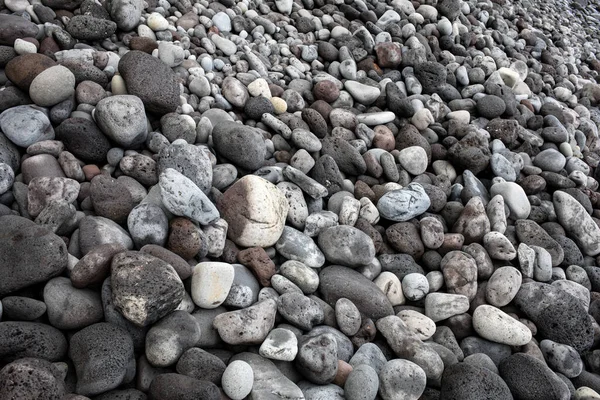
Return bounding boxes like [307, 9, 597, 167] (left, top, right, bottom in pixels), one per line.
[71, 243, 127, 288]
[0, 215, 67, 296]
[27, 177, 79, 218]
[345, 364, 379, 400]
[540, 339, 583, 378]
[28, 65, 75, 107]
[212, 299, 277, 345]
[0, 105, 55, 147]
[296, 332, 339, 384]
[319, 265, 394, 320]
[0, 322, 67, 362]
[477, 95, 506, 118]
[145, 310, 201, 367]
[94, 95, 148, 148]
[0, 14, 39, 46]
[222, 360, 254, 400]
[259, 328, 298, 361]
[118, 50, 180, 114]
[90, 174, 135, 224]
[148, 374, 220, 400]
[490, 181, 531, 220]
[127, 204, 169, 249]
[379, 359, 426, 400]
[191, 262, 234, 309]
[79, 216, 134, 255]
[176, 347, 226, 384]
[486, 266, 522, 307]
[159, 168, 219, 225]
[69, 322, 134, 397]
[424, 293, 470, 322]
[516, 220, 564, 266]
[66, 15, 117, 40]
[377, 183, 431, 222]
[472, 305, 532, 346]
[499, 353, 571, 400]
[278, 292, 324, 330]
[211, 122, 266, 171]
[56, 118, 111, 163]
[110, 0, 143, 31]
[0, 358, 66, 400]
[318, 226, 375, 267]
[110, 251, 185, 327]
[1, 296, 47, 321]
[218, 175, 289, 247]
[43, 277, 103, 330]
[554, 190, 600, 256]
[399, 146, 428, 175]
[440, 363, 513, 400]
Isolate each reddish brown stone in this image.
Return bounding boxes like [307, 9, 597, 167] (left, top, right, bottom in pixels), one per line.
[386, 222, 424, 260]
[129, 36, 158, 54]
[82, 165, 101, 181]
[237, 247, 276, 287]
[372, 125, 395, 151]
[71, 243, 126, 288]
[168, 217, 203, 260]
[5, 53, 57, 90]
[332, 360, 353, 387]
[375, 42, 402, 68]
[351, 318, 376, 348]
[313, 80, 340, 103]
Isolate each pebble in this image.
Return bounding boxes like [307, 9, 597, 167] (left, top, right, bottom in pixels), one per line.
[0, 105, 55, 148]
[377, 183, 431, 222]
[318, 225, 375, 267]
[222, 360, 253, 400]
[146, 310, 201, 367]
[472, 305, 532, 346]
[29, 65, 76, 107]
[554, 190, 600, 256]
[191, 262, 234, 309]
[259, 327, 298, 361]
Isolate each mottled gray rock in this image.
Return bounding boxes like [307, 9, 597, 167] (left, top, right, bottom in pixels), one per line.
[377, 183, 431, 222]
[146, 310, 201, 367]
[318, 226, 375, 267]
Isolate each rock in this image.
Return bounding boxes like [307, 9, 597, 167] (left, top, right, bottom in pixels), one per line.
[222, 360, 254, 400]
[43, 277, 103, 330]
[0, 358, 66, 400]
[148, 374, 220, 400]
[540, 339, 583, 378]
[27, 177, 79, 218]
[0, 105, 55, 147]
[424, 293, 470, 322]
[485, 266, 522, 307]
[554, 190, 600, 256]
[79, 216, 134, 255]
[110, 251, 185, 327]
[212, 122, 266, 171]
[157, 141, 212, 193]
[127, 204, 169, 249]
[191, 262, 234, 308]
[277, 292, 324, 330]
[69, 322, 134, 397]
[377, 183, 431, 222]
[159, 168, 219, 225]
[490, 182, 531, 220]
[94, 95, 148, 148]
[296, 332, 339, 384]
[56, 118, 111, 163]
[516, 220, 564, 266]
[176, 347, 226, 384]
[344, 364, 379, 400]
[276, 226, 326, 268]
[110, 0, 143, 30]
[0, 14, 39, 46]
[218, 175, 288, 247]
[477, 95, 506, 118]
[472, 305, 532, 346]
[0, 215, 67, 296]
[440, 363, 513, 400]
[66, 15, 117, 40]
[118, 50, 180, 115]
[319, 265, 394, 320]
[212, 299, 277, 345]
[145, 310, 201, 367]
[90, 174, 135, 224]
[0, 322, 67, 361]
[379, 359, 426, 400]
[1, 296, 47, 321]
[259, 328, 299, 361]
[29, 65, 76, 107]
[499, 353, 571, 400]
[318, 226, 375, 267]
[399, 146, 428, 175]
[514, 282, 594, 352]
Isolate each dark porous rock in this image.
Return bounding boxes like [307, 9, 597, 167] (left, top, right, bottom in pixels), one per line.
[0, 86, 31, 113]
[0, 322, 67, 362]
[447, 130, 491, 175]
[111, 251, 184, 327]
[310, 154, 344, 195]
[319, 265, 394, 320]
[0, 358, 66, 400]
[516, 219, 564, 267]
[321, 137, 367, 176]
[156, 141, 212, 194]
[245, 96, 275, 119]
[0, 215, 67, 296]
[486, 118, 519, 146]
[414, 62, 447, 93]
[78, 216, 134, 256]
[176, 347, 227, 384]
[43, 277, 104, 330]
[145, 310, 201, 367]
[118, 50, 180, 115]
[499, 353, 570, 400]
[514, 282, 594, 352]
[211, 121, 267, 171]
[71, 243, 127, 288]
[69, 322, 135, 397]
[440, 362, 513, 400]
[553, 235, 584, 267]
[148, 373, 221, 400]
[66, 15, 117, 41]
[61, 59, 110, 87]
[41, 0, 83, 10]
[1, 296, 47, 321]
[94, 389, 147, 400]
[476, 95, 506, 119]
[56, 118, 111, 164]
[0, 14, 40, 46]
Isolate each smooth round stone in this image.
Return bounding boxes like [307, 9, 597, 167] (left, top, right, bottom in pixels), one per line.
[280, 260, 319, 294]
[473, 305, 532, 346]
[296, 332, 339, 384]
[402, 273, 429, 301]
[159, 168, 219, 225]
[533, 149, 566, 173]
[540, 339, 583, 378]
[29, 65, 75, 107]
[377, 183, 431, 222]
[127, 203, 168, 248]
[277, 292, 324, 330]
[146, 310, 201, 367]
[490, 181, 530, 220]
[110, 0, 143, 30]
[13, 38, 36, 54]
[158, 42, 184, 67]
[374, 271, 405, 306]
[491, 153, 516, 181]
[345, 364, 379, 400]
[189, 76, 211, 98]
[94, 95, 147, 148]
[483, 231, 516, 260]
[259, 327, 298, 361]
[424, 293, 470, 322]
[344, 81, 380, 104]
[0, 105, 55, 147]
[211, 121, 266, 171]
[476, 95, 506, 119]
[318, 226, 375, 268]
[411, 108, 434, 130]
[379, 359, 426, 400]
[335, 298, 361, 336]
[399, 146, 428, 175]
[176, 347, 226, 384]
[43, 277, 103, 330]
[1, 296, 46, 321]
[357, 111, 396, 125]
[276, 226, 326, 269]
[147, 12, 169, 30]
[222, 360, 253, 400]
[486, 266, 522, 307]
[191, 262, 235, 309]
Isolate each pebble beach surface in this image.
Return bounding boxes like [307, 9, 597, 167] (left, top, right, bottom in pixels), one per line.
[2, 0, 600, 397]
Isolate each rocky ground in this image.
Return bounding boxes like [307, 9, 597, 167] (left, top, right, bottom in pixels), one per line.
[2, 0, 600, 397]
